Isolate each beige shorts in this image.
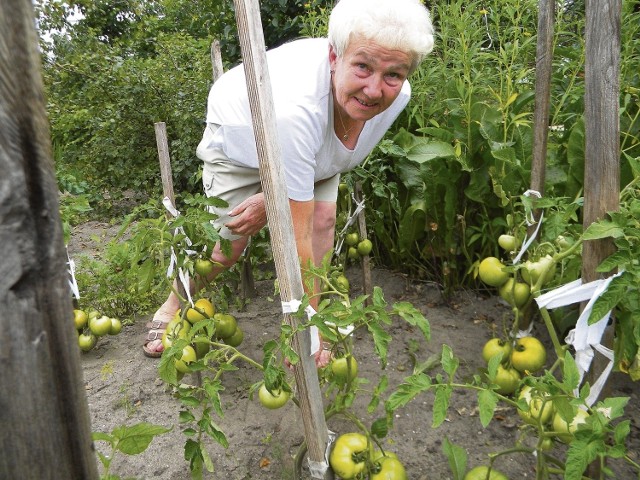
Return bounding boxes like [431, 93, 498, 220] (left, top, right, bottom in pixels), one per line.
[201, 142, 340, 240]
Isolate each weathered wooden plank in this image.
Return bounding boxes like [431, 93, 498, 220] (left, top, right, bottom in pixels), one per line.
[583, 2, 621, 475]
[530, 0, 555, 199]
[231, 0, 331, 477]
[0, 1, 99, 478]
[583, 0, 621, 278]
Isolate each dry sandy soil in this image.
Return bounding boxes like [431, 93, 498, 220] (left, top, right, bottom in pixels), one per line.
[70, 221, 639, 480]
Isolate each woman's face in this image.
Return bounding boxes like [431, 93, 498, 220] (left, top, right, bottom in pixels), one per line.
[330, 38, 412, 123]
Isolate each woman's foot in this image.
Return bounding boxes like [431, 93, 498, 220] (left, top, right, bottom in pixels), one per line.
[142, 306, 179, 358]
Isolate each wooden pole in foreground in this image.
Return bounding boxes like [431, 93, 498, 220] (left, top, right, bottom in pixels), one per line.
[0, 0, 98, 477]
[583, 5, 621, 476]
[231, 0, 331, 478]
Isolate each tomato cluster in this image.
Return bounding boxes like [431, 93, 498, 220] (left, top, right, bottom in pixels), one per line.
[344, 231, 373, 261]
[163, 298, 242, 373]
[329, 433, 407, 479]
[482, 336, 547, 395]
[74, 308, 123, 352]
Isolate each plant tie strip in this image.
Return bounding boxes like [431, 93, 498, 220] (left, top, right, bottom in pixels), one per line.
[334, 192, 366, 257]
[66, 246, 81, 299]
[308, 430, 336, 478]
[163, 196, 196, 307]
[535, 271, 623, 406]
[281, 299, 320, 355]
[512, 189, 544, 266]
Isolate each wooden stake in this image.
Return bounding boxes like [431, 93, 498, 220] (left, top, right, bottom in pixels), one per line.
[231, 0, 331, 477]
[354, 182, 372, 306]
[154, 122, 176, 215]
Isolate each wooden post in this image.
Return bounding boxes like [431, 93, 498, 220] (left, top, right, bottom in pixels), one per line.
[211, 40, 224, 82]
[0, 0, 99, 478]
[154, 122, 176, 214]
[520, 0, 555, 331]
[231, 0, 331, 477]
[354, 182, 372, 306]
[583, 0, 621, 475]
[529, 0, 555, 201]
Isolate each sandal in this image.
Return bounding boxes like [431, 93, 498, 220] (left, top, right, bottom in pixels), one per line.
[142, 318, 171, 358]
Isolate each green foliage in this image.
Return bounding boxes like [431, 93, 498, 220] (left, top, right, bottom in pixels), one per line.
[93, 422, 172, 479]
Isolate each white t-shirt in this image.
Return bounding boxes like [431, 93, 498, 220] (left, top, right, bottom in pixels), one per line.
[196, 37, 411, 202]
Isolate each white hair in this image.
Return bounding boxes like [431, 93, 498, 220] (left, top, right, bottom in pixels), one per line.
[328, 0, 435, 72]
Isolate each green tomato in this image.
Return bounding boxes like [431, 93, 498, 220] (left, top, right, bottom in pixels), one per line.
[482, 338, 512, 364]
[73, 309, 88, 330]
[335, 275, 350, 294]
[192, 335, 210, 359]
[357, 239, 373, 256]
[224, 326, 244, 347]
[89, 315, 112, 337]
[510, 336, 546, 373]
[78, 332, 97, 352]
[517, 385, 553, 426]
[258, 383, 290, 410]
[492, 365, 521, 395]
[330, 355, 358, 385]
[347, 247, 359, 260]
[329, 433, 369, 479]
[345, 232, 360, 247]
[194, 258, 215, 277]
[521, 255, 556, 286]
[464, 465, 509, 480]
[478, 257, 509, 287]
[498, 278, 531, 309]
[552, 408, 590, 443]
[213, 313, 238, 339]
[174, 345, 197, 374]
[109, 318, 122, 335]
[370, 455, 407, 480]
[498, 234, 518, 252]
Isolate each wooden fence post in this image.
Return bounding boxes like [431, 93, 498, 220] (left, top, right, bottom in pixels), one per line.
[0, 0, 98, 478]
[583, 0, 621, 475]
[231, 0, 332, 477]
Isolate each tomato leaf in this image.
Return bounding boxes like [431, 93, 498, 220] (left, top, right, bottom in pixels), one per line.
[392, 301, 430, 341]
[583, 220, 625, 240]
[565, 438, 604, 480]
[432, 384, 452, 428]
[562, 350, 581, 391]
[588, 276, 626, 325]
[440, 344, 459, 378]
[442, 437, 467, 480]
[111, 423, 173, 455]
[477, 389, 498, 428]
[385, 373, 432, 412]
[368, 321, 391, 369]
[370, 417, 389, 439]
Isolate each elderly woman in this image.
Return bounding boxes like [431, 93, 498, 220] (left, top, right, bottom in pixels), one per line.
[143, 0, 435, 364]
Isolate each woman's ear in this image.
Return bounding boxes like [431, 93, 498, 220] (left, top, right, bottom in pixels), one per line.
[328, 44, 338, 71]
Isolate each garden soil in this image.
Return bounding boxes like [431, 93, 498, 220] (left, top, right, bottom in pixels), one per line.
[70, 221, 639, 480]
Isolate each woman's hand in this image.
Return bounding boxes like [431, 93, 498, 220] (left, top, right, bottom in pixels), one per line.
[225, 193, 267, 236]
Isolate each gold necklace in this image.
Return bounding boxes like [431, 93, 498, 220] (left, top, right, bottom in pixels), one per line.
[336, 105, 354, 141]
